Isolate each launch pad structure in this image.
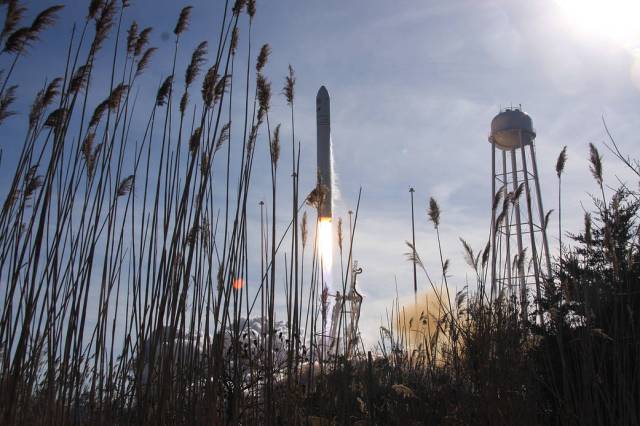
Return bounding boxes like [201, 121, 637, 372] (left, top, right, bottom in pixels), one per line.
[316, 261, 364, 361]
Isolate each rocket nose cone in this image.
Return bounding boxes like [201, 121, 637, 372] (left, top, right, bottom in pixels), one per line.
[317, 85, 329, 100]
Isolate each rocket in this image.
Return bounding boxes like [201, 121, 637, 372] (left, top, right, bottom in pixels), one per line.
[316, 86, 332, 220]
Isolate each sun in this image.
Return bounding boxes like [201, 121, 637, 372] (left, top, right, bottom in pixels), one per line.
[556, 0, 640, 47]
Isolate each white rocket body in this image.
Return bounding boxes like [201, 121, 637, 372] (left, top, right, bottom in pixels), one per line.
[316, 86, 332, 220]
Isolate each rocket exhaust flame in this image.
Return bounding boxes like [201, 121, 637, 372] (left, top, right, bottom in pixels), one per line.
[318, 218, 333, 271]
[318, 217, 333, 360]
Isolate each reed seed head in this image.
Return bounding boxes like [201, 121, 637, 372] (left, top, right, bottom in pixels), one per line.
[495, 210, 506, 229]
[306, 183, 327, 211]
[481, 240, 491, 268]
[134, 27, 152, 56]
[492, 185, 504, 212]
[270, 123, 281, 167]
[92, 0, 116, 53]
[81, 132, 97, 178]
[1, 1, 26, 42]
[126, 21, 138, 54]
[230, 27, 239, 55]
[185, 41, 207, 87]
[247, 122, 259, 154]
[515, 248, 526, 272]
[512, 183, 525, 205]
[247, 0, 255, 18]
[108, 83, 128, 110]
[459, 238, 476, 270]
[156, 75, 173, 106]
[232, 0, 246, 15]
[544, 209, 553, 230]
[89, 99, 109, 129]
[28, 89, 44, 128]
[256, 43, 270, 72]
[584, 212, 592, 245]
[404, 241, 424, 269]
[174, 6, 192, 36]
[43, 77, 62, 107]
[116, 175, 134, 197]
[200, 153, 210, 176]
[24, 166, 43, 200]
[215, 121, 231, 153]
[256, 73, 271, 116]
[179, 91, 189, 115]
[0, 85, 17, 124]
[30, 5, 64, 35]
[556, 145, 567, 178]
[70, 64, 90, 93]
[283, 64, 295, 105]
[301, 211, 308, 248]
[190, 126, 202, 154]
[214, 74, 229, 103]
[201, 66, 218, 107]
[136, 47, 156, 76]
[3, 27, 33, 53]
[589, 142, 603, 186]
[187, 224, 199, 246]
[428, 197, 440, 228]
[43, 107, 66, 129]
[88, 0, 103, 20]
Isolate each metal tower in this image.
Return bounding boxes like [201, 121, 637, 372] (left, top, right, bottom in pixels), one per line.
[489, 107, 552, 322]
[326, 261, 363, 358]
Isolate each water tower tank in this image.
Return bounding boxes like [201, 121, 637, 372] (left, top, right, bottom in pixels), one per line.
[489, 108, 536, 150]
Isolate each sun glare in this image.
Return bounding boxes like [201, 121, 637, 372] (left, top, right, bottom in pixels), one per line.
[318, 218, 333, 271]
[556, 0, 640, 47]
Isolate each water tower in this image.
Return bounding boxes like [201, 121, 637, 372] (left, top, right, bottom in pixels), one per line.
[488, 107, 552, 322]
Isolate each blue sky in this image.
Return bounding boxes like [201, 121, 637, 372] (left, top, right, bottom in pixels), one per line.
[2, 0, 640, 346]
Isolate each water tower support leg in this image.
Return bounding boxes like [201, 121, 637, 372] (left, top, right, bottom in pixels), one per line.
[510, 149, 527, 322]
[528, 143, 553, 279]
[490, 142, 497, 303]
[502, 150, 512, 301]
[518, 131, 543, 325]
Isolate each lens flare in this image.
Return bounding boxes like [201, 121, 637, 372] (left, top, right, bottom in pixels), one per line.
[318, 218, 333, 271]
[233, 278, 244, 290]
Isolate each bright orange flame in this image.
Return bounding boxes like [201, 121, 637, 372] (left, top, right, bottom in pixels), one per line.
[233, 278, 244, 290]
[318, 218, 333, 271]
